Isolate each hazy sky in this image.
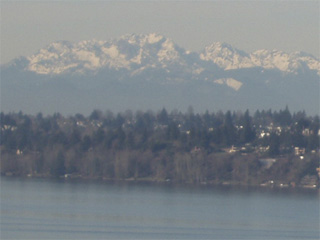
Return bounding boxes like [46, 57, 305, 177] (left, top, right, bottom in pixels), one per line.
[1, 1, 319, 64]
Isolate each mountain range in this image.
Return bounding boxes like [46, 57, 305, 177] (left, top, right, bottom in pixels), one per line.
[1, 33, 319, 115]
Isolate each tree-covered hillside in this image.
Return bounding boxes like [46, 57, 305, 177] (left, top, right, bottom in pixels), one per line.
[1, 108, 319, 187]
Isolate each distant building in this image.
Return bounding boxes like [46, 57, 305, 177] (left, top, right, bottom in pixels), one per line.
[229, 145, 239, 153]
[302, 128, 311, 136]
[257, 146, 269, 153]
[294, 147, 305, 156]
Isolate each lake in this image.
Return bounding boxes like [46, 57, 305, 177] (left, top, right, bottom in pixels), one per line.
[1, 177, 319, 239]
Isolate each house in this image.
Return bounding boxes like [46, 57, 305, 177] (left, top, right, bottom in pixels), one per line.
[229, 145, 239, 153]
[294, 147, 305, 156]
[259, 130, 270, 138]
[302, 128, 311, 136]
[257, 146, 269, 153]
[76, 121, 86, 127]
[1, 125, 17, 131]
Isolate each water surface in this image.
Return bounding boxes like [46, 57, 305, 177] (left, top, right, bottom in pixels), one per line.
[1, 177, 319, 239]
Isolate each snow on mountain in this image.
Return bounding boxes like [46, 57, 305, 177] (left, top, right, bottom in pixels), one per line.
[290, 52, 320, 75]
[201, 43, 320, 75]
[250, 49, 320, 75]
[213, 78, 243, 91]
[28, 40, 107, 74]
[200, 42, 254, 70]
[9, 33, 320, 77]
[26, 33, 191, 75]
[2, 34, 319, 115]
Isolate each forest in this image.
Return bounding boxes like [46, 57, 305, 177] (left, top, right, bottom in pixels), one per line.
[1, 107, 319, 187]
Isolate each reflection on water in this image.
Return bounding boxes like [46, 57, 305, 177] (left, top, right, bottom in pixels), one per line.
[1, 177, 319, 239]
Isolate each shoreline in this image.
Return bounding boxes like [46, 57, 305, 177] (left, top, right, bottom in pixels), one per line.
[1, 173, 319, 191]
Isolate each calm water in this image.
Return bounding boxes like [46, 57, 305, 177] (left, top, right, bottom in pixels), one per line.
[1, 177, 319, 240]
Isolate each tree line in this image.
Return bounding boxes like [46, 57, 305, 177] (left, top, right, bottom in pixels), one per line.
[0, 107, 319, 186]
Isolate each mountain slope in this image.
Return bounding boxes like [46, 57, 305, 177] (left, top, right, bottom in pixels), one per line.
[25, 34, 202, 76]
[201, 42, 320, 75]
[1, 33, 319, 115]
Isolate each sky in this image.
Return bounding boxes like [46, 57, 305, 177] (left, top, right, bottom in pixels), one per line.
[1, 1, 319, 65]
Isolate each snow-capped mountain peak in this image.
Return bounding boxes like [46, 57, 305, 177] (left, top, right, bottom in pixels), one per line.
[9, 33, 319, 77]
[26, 33, 189, 75]
[200, 42, 254, 70]
[201, 43, 319, 75]
[250, 49, 320, 74]
[2, 33, 319, 115]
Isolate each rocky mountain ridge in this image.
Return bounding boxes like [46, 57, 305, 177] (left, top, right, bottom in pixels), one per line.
[8, 33, 319, 77]
[1, 33, 319, 115]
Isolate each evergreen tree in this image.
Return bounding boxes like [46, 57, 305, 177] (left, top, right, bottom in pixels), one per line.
[222, 111, 236, 146]
[268, 133, 280, 156]
[239, 110, 255, 143]
[158, 108, 169, 125]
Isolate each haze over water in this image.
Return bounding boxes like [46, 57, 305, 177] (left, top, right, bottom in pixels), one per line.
[1, 177, 319, 239]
